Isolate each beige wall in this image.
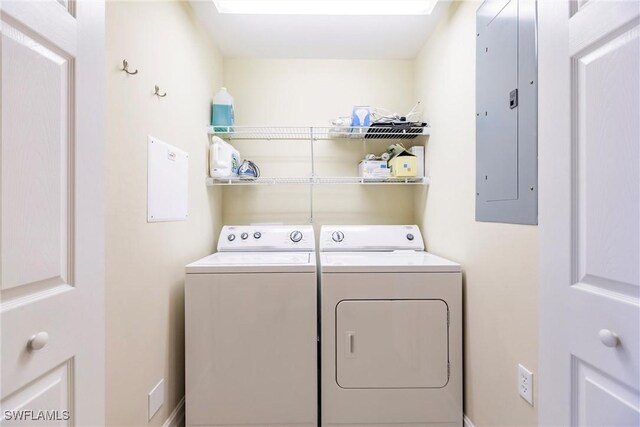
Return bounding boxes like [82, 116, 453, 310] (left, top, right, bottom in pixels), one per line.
[105, 1, 223, 425]
[413, 2, 539, 426]
[104, 3, 539, 426]
[222, 59, 418, 227]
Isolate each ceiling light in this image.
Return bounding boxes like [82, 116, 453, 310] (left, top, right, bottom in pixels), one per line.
[212, 0, 439, 16]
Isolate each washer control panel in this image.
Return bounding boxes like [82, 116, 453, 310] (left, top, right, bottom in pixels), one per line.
[320, 225, 424, 252]
[218, 225, 315, 252]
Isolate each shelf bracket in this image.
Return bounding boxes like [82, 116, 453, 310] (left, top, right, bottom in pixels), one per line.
[309, 126, 314, 224]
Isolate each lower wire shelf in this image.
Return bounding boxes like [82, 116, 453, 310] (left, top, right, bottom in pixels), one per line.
[206, 176, 431, 186]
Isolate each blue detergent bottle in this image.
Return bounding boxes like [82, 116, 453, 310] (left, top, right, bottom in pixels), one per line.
[212, 87, 235, 132]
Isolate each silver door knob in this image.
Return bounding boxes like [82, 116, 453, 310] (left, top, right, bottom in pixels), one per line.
[29, 332, 49, 351]
[599, 329, 619, 348]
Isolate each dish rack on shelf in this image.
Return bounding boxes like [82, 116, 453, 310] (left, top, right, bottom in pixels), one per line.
[208, 125, 430, 141]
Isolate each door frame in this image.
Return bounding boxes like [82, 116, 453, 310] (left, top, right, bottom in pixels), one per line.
[538, 0, 572, 422]
[74, 0, 106, 422]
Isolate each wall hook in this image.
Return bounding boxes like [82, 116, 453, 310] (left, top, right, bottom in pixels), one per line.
[154, 85, 167, 97]
[121, 59, 138, 75]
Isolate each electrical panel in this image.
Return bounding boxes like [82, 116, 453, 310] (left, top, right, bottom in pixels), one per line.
[476, 0, 538, 225]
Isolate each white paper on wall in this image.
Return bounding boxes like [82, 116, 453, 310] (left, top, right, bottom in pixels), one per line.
[147, 136, 188, 222]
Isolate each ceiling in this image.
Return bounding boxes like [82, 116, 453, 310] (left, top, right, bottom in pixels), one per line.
[188, 0, 451, 59]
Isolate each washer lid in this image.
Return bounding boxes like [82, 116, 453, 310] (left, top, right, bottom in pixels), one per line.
[186, 252, 316, 273]
[320, 251, 460, 273]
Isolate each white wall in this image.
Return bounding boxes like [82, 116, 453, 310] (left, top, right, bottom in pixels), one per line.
[413, 2, 539, 425]
[105, 2, 223, 425]
[223, 58, 418, 227]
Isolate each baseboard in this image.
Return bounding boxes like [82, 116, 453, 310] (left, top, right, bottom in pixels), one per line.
[464, 414, 476, 427]
[162, 400, 468, 427]
[163, 399, 467, 427]
[163, 397, 185, 427]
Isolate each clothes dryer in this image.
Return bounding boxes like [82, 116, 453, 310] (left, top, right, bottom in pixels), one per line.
[319, 225, 462, 427]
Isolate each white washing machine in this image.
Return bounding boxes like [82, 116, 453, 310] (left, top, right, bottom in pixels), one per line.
[185, 225, 317, 427]
[319, 225, 462, 427]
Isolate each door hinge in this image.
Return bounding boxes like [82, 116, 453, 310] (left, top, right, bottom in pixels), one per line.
[447, 310, 450, 327]
[447, 361, 451, 379]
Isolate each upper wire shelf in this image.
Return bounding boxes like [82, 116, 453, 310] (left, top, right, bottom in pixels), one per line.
[206, 176, 430, 186]
[207, 126, 431, 141]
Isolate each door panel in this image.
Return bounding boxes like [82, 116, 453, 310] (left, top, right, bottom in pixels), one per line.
[574, 357, 640, 426]
[336, 299, 448, 389]
[1, 22, 73, 294]
[575, 23, 639, 297]
[0, 0, 77, 54]
[1, 361, 72, 426]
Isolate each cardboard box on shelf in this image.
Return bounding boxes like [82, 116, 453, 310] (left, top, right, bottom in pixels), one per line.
[358, 160, 391, 179]
[388, 151, 417, 177]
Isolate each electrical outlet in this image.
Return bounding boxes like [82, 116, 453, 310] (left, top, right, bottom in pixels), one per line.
[148, 379, 164, 420]
[518, 364, 534, 405]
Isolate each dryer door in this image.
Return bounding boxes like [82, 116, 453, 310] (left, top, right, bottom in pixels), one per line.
[336, 299, 449, 389]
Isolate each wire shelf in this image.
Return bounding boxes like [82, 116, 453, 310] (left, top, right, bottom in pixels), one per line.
[207, 126, 431, 140]
[206, 176, 431, 186]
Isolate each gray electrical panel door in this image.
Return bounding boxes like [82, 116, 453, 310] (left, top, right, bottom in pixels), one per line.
[476, 0, 538, 224]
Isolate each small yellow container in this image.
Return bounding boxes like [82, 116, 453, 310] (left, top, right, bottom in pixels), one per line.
[388, 153, 418, 177]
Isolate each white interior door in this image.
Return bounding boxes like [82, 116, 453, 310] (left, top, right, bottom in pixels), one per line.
[539, 1, 640, 425]
[0, 0, 105, 425]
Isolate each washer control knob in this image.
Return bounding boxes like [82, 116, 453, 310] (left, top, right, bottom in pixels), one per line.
[406, 233, 415, 241]
[290, 230, 303, 243]
[241, 232, 249, 240]
[254, 232, 262, 239]
[227, 234, 236, 242]
[332, 231, 345, 242]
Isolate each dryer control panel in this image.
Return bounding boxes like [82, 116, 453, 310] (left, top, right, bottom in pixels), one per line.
[320, 225, 425, 252]
[218, 225, 315, 252]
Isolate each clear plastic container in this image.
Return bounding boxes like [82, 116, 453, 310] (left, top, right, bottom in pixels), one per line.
[212, 87, 235, 132]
